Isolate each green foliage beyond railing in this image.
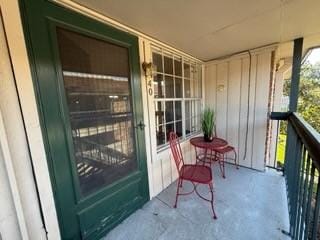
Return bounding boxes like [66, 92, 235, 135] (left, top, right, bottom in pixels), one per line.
[272, 112, 320, 239]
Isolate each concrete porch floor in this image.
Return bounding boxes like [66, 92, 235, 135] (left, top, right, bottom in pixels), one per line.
[103, 164, 290, 240]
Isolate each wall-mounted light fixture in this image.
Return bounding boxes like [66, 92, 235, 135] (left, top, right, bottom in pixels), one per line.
[142, 62, 157, 78]
[217, 84, 225, 92]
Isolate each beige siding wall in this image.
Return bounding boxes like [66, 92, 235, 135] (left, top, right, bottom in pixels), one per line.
[0, 132, 21, 240]
[205, 48, 275, 171]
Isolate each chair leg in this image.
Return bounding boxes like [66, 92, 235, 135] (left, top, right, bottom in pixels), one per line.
[218, 154, 226, 178]
[174, 178, 181, 208]
[222, 155, 226, 178]
[234, 150, 239, 169]
[209, 182, 217, 219]
[218, 154, 223, 177]
[204, 149, 208, 166]
[180, 179, 183, 188]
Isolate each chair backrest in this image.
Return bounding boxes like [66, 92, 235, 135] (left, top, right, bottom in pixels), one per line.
[169, 132, 184, 173]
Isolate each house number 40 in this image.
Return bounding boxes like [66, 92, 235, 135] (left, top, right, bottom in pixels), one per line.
[148, 79, 153, 96]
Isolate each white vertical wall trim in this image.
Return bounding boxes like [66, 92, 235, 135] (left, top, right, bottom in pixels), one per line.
[237, 59, 243, 156]
[204, 46, 277, 171]
[202, 65, 205, 107]
[246, 54, 257, 168]
[0, 117, 21, 240]
[215, 65, 218, 111]
[0, 112, 28, 239]
[252, 52, 273, 170]
[239, 57, 250, 167]
[250, 54, 259, 168]
[265, 51, 276, 167]
[227, 59, 241, 161]
[226, 61, 229, 140]
[0, 14, 28, 239]
[204, 65, 216, 109]
[216, 63, 228, 139]
[138, 38, 154, 198]
[140, 38, 165, 197]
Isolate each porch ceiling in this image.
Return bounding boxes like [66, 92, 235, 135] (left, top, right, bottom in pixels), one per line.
[71, 0, 320, 61]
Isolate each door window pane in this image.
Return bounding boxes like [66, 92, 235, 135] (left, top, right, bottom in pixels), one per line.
[164, 55, 173, 75]
[165, 76, 174, 98]
[175, 77, 183, 98]
[185, 118, 192, 135]
[165, 101, 174, 123]
[175, 101, 182, 121]
[185, 101, 191, 117]
[198, 66, 202, 97]
[190, 64, 202, 98]
[184, 100, 201, 136]
[174, 58, 182, 76]
[155, 101, 164, 126]
[184, 63, 190, 78]
[153, 74, 164, 98]
[166, 123, 174, 141]
[152, 52, 163, 73]
[156, 125, 165, 146]
[185, 78, 191, 98]
[56, 28, 137, 197]
[175, 121, 183, 137]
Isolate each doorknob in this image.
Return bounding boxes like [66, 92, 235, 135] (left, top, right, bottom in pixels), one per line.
[135, 121, 146, 130]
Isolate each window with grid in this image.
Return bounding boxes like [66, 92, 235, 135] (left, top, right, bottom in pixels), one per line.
[152, 47, 202, 148]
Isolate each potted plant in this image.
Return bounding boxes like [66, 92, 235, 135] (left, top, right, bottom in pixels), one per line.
[201, 108, 215, 142]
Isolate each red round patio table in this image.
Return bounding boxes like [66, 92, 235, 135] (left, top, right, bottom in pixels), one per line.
[190, 136, 228, 166]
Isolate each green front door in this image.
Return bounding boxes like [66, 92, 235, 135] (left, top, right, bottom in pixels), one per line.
[20, 1, 149, 239]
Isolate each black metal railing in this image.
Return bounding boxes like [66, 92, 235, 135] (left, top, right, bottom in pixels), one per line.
[271, 112, 320, 239]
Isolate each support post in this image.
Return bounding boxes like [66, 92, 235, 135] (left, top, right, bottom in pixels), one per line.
[284, 37, 304, 237]
[289, 38, 303, 112]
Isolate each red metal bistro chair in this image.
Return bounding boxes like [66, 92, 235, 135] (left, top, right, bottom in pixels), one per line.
[213, 146, 238, 178]
[169, 132, 217, 219]
[192, 139, 238, 178]
[211, 128, 239, 178]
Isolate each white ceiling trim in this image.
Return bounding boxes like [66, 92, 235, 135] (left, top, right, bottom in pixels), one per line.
[205, 44, 278, 66]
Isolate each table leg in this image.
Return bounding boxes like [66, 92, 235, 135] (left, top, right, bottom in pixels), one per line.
[203, 148, 208, 166]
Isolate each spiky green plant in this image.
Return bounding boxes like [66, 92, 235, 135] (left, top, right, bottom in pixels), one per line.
[201, 108, 215, 137]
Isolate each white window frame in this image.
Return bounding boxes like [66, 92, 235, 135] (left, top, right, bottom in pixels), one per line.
[151, 46, 203, 151]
